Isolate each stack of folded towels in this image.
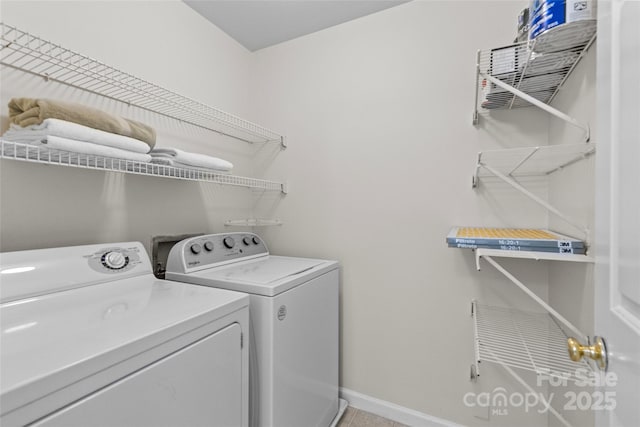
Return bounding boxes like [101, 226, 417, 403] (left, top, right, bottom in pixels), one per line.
[2, 98, 155, 162]
[3, 98, 235, 173]
[149, 147, 233, 173]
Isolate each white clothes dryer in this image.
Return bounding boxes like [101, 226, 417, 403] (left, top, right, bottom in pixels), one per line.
[166, 233, 346, 427]
[0, 242, 249, 427]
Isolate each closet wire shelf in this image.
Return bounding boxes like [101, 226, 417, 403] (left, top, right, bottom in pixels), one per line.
[473, 143, 596, 183]
[475, 27, 596, 113]
[474, 248, 593, 266]
[0, 140, 286, 192]
[472, 143, 595, 237]
[472, 302, 593, 382]
[0, 23, 285, 147]
[224, 219, 283, 227]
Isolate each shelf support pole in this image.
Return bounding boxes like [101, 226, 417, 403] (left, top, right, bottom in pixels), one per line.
[480, 72, 590, 142]
[471, 300, 481, 378]
[477, 254, 587, 341]
[544, 147, 596, 175]
[478, 162, 589, 238]
[473, 50, 481, 125]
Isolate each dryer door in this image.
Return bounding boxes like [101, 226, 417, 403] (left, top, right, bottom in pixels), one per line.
[34, 323, 243, 427]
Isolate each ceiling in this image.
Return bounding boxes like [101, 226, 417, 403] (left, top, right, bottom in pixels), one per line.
[184, 0, 411, 52]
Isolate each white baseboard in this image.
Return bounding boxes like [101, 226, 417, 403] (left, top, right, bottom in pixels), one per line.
[339, 388, 464, 427]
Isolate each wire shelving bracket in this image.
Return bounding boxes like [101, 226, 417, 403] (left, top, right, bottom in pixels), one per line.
[472, 143, 595, 239]
[0, 22, 286, 148]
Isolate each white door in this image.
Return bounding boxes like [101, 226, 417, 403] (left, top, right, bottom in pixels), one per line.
[594, 0, 640, 425]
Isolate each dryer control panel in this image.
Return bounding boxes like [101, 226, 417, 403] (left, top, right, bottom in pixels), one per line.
[86, 245, 143, 274]
[167, 233, 269, 273]
[0, 242, 152, 303]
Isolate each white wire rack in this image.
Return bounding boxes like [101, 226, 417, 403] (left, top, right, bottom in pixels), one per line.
[224, 219, 283, 227]
[474, 250, 593, 342]
[0, 140, 286, 192]
[472, 302, 593, 381]
[474, 143, 595, 180]
[471, 300, 589, 427]
[473, 143, 595, 237]
[473, 25, 596, 140]
[0, 23, 285, 147]
[475, 26, 595, 111]
[470, 250, 595, 427]
[474, 248, 593, 266]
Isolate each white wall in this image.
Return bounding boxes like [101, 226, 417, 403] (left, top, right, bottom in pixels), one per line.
[0, 1, 265, 253]
[250, 2, 558, 425]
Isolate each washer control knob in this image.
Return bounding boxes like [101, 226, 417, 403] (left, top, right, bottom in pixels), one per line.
[103, 251, 126, 269]
[252, 236, 260, 245]
[223, 237, 235, 249]
[190, 243, 202, 255]
[204, 241, 214, 252]
[242, 237, 251, 246]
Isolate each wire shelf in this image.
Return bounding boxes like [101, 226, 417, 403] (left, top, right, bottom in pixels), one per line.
[475, 143, 595, 179]
[472, 143, 595, 238]
[0, 23, 284, 146]
[475, 248, 593, 264]
[472, 302, 593, 382]
[224, 219, 283, 227]
[0, 140, 286, 192]
[476, 25, 596, 113]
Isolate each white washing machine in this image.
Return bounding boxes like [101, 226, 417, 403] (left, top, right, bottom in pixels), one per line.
[0, 242, 249, 427]
[166, 232, 346, 427]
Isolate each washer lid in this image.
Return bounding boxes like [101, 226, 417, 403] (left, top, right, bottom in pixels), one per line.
[210, 256, 324, 284]
[174, 256, 337, 296]
[0, 275, 248, 416]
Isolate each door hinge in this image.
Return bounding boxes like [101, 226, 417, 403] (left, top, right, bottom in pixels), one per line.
[241, 332, 244, 349]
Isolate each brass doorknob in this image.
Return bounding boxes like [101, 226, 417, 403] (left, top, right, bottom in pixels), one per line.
[567, 336, 608, 370]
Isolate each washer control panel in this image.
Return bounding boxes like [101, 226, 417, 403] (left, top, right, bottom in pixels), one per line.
[179, 233, 268, 270]
[87, 245, 143, 274]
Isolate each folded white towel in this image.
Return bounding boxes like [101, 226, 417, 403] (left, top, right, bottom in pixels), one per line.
[2, 119, 151, 154]
[150, 147, 233, 172]
[149, 157, 230, 174]
[17, 135, 152, 162]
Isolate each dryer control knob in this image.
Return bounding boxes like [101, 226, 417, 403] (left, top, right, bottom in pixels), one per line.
[252, 236, 260, 245]
[190, 243, 202, 255]
[242, 237, 251, 246]
[204, 241, 214, 252]
[223, 237, 235, 249]
[103, 251, 127, 269]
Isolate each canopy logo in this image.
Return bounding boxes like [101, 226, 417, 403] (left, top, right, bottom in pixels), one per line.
[463, 369, 618, 416]
[463, 388, 553, 416]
